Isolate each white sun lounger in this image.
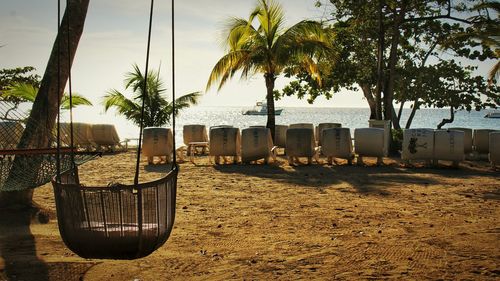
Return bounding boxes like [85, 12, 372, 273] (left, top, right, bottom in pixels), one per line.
[142, 127, 173, 164]
[209, 126, 241, 164]
[286, 127, 319, 165]
[433, 129, 464, 167]
[489, 131, 500, 168]
[316, 123, 341, 146]
[354, 128, 385, 165]
[401, 128, 434, 166]
[241, 127, 277, 164]
[321, 127, 353, 165]
[183, 124, 209, 163]
[91, 124, 126, 152]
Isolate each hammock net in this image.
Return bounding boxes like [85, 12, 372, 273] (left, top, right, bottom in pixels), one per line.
[0, 101, 99, 191]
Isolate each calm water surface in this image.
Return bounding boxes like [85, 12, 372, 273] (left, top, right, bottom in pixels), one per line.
[157, 107, 499, 145]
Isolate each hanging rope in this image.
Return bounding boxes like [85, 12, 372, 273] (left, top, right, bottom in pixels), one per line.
[171, 0, 176, 165]
[134, 0, 155, 186]
[66, 0, 76, 169]
[56, 0, 62, 182]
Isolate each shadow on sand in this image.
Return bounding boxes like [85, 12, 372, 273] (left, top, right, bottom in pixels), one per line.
[212, 157, 499, 197]
[0, 206, 98, 281]
[0, 207, 49, 281]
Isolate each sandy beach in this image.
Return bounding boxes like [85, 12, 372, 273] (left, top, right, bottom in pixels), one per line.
[0, 150, 499, 280]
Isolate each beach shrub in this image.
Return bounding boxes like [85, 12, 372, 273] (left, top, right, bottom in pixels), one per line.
[390, 128, 403, 156]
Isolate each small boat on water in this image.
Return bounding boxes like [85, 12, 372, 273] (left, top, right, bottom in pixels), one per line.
[242, 101, 283, 115]
[484, 112, 500, 118]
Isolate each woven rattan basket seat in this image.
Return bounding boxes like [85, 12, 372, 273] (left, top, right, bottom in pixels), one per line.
[52, 166, 178, 259]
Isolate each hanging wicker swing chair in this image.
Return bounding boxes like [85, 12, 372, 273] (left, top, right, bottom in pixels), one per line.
[52, 0, 178, 260]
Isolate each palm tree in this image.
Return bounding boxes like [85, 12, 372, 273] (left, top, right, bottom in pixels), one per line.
[103, 64, 201, 127]
[206, 0, 331, 139]
[5, 82, 93, 110]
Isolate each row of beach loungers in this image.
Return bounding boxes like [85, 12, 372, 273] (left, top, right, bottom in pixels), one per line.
[145, 123, 500, 168]
[0, 122, 127, 152]
[2, 121, 499, 168]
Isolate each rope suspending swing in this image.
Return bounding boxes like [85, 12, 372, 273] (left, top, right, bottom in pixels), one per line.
[52, 0, 178, 259]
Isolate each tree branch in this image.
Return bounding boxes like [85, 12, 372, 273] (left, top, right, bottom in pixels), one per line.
[437, 106, 455, 129]
[403, 0, 472, 25]
[404, 15, 472, 24]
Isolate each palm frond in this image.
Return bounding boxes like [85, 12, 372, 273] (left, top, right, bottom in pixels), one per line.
[256, 0, 285, 47]
[60, 93, 93, 110]
[4, 83, 38, 102]
[206, 50, 253, 91]
[174, 91, 201, 106]
[488, 60, 500, 84]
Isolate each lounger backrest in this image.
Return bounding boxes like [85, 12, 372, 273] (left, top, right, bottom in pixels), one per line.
[183, 124, 208, 145]
[354, 128, 385, 157]
[59, 122, 94, 147]
[289, 123, 314, 130]
[489, 131, 500, 164]
[286, 128, 315, 157]
[449, 127, 473, 154]
[209, 127, 241, 156]
[0, 121, 24, 149]
[434, 129, 464, 161]
[316, 123, 342, 146]
[401, 128, 434, 160]
[142, 127, 173, 157]
[473, 129, 496, 153]
[241, 127, 273, 162]
[92, 124, 120, 145]
[321, 128, 352, 158]
[274, 125, 288, 148]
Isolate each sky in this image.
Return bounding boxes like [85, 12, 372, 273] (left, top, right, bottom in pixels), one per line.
[1, 0, 359, 111]
[0, 0, 494, 123]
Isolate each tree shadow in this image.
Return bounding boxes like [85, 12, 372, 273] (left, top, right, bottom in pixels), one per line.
[0, 207, 49, 281]
[211, 157, 498, 196]
[144, 163, 175, 173]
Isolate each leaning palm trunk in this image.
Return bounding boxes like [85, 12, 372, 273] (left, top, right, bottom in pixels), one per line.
[0, 0, 90, 207]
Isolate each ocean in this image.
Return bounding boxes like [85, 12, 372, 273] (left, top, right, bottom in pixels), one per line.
[114, 106, 500, 146]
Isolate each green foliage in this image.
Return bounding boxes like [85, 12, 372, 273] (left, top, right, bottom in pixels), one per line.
[280, 0, 498, 127]
[441, 1, 500, 83]
[390, 128, 403, 155]
[103, 64, 201, 127]
[0, 67, 40, 103]
[418, 61, 499, 111]
[4, 82, 93, 110]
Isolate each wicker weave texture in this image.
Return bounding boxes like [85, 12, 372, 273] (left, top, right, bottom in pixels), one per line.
[53, 167, 178, 259]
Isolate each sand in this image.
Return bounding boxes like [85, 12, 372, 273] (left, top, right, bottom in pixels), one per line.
[0, 150, 499, 280]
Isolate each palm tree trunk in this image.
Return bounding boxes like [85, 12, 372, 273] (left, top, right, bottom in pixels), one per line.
[0, 0, 90, 208]
[264, 73, 276, 142]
